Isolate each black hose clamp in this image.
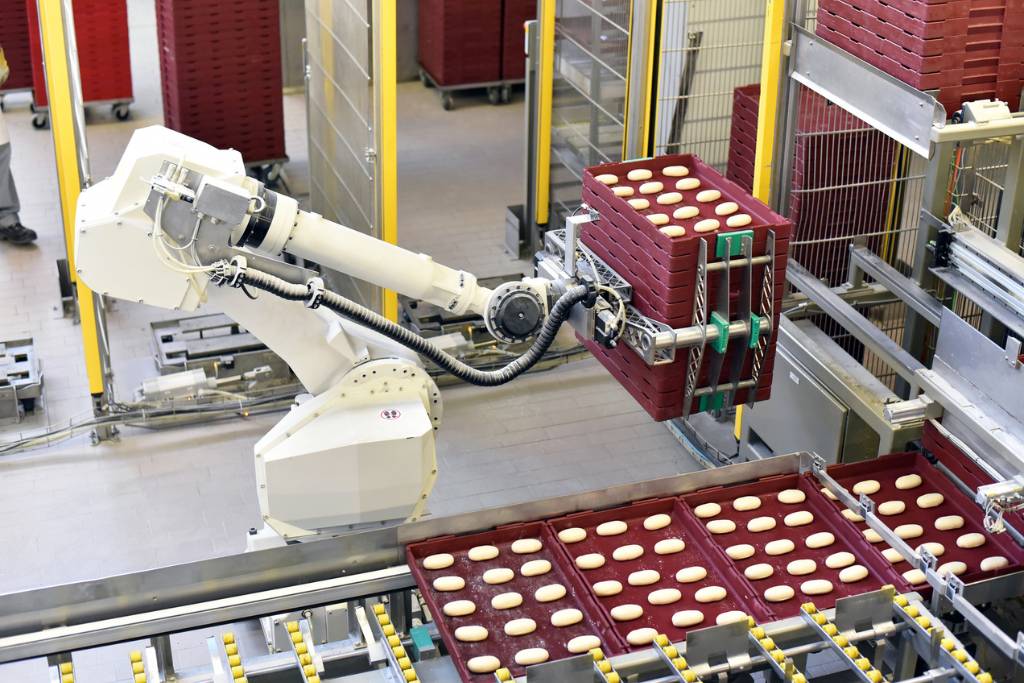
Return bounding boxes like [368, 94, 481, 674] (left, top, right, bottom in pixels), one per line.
[306, 277, 326, 309]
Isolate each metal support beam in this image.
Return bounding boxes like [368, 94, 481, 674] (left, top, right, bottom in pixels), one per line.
[847, 243, 943, 327]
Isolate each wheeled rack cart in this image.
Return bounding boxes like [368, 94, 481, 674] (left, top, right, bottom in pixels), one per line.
[418, 67, 523, 110]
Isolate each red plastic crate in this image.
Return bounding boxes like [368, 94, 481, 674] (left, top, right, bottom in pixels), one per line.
[418, 0, 502, 85]
[0, 0, 35, 91]
[501, 0, 535, 80]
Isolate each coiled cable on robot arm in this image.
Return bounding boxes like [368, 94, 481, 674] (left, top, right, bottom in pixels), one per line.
[214, 261, 593, 387]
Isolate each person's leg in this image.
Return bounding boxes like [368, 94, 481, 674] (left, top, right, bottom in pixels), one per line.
[0, 142, 36, 244]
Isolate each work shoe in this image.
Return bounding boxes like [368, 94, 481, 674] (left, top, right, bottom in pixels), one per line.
[0, 223, 37, 244]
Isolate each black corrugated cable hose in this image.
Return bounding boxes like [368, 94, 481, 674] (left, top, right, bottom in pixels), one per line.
[228, 266, 592, 387]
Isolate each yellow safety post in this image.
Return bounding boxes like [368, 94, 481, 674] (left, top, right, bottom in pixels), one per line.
[737, 0, 787, 440]
[641, 0, 661, 155]
[534, 0, 556, 226]
[376, 0, 399, 322]
[622, 0, 661, 159]
[37, 0, 108, 398]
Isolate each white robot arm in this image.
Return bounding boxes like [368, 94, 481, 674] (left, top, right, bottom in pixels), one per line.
[74, 126, 597, 541]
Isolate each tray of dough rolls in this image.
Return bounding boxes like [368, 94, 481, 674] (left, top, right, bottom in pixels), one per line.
[680, 473, 911, 616]
[406, 522, 622, 681]
[546, 497, 774, 649]
[822, 452, 1024, 589]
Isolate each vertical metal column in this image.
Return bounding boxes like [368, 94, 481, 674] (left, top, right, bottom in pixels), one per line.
[623, 0, 660, 159]
[978, 135, 1024, 340]
[373, 0, 399, 322]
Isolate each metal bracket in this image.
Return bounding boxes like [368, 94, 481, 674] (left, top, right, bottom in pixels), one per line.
[685, 620, 753, 677]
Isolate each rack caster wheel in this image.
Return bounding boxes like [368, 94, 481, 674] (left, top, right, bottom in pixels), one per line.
[487, 86, 501, 105]
[113, 103, 130, 121]
[441, 92, 454, 110]
[500, 85, 512, 103]
[419, 69, 430, 87]
[32, 113, 49, 129]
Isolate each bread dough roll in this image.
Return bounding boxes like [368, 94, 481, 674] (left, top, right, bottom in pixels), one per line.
[764, 585, 795, 602]
[610, 604, 643, 621]
[734, 495, 762, 511]
[467, 655, 500, 673]
[784, 510, 814, 527]
[558, 527, 586, 544]
[726, 543, 755, 560]
[938, 561, 967, 577]
[551, 608, 583, 627]
[628, 569, 661, 586]
[842, 509, 864, 523]
[433, 576, 465, 592]
[676, 177, 701, 191]
[878, 500, 906, 516]
[659, 225, 686, 237]
[443, 599, 476, 617]
[515, 648, 549, 666]
[657, 191, 683, 205]
[882, 547, 905, 564]
[917, 542, 944, 558]
[916, 493, 944, 509]
[778, 488, 807, 504]
[839, 565, 869, 583]
[903, 568, 926, 585]
[806, 532, 835, 549]
[644, 513, 672, 530]
[675, 566, 708, 583]
[640, 181, 665, 195]
[707, 519, 736, 534]
[511, 538, 542, 554]
[695, 586, 727, 603]
[576, 553, 606, 570]
[612, 186, 634, 197]
[468, 545, 499, 561]
[895, 524, 924, 540]
[694, 502, 721, 518]
[423, 553, 454, 570]
[627, 168, 653, 181]
[627, 627, 659, 645]
[864, 528, 883, 544]
[673, 205, 700, 220]
[981, 556, 1008, 571]
[825, 551, 856, 569]
[935, 515, 964, 531]
[853, 480, 880, 495]
[504, 618, 538, 636]
[647, 213, 670, 226]
[726, 214, 752, 227]
[491, 592, 523, 610]
[521, 559, 552, 577]
[648, 588, 682, 605]
[612, 544, 645, 561]
[483, 568, 515, 585]
[895, 474, 922, 490]
[534, 584, 566, 603]
[595, 173, 618, 185]
[694, 218, 720, 233]
[628, 198, 650, 210]
[800, 579, 833, 595]
[745, 563, 774, 580]
[821, 487, 838, 500]
[593, 580, 623, 597]
[716, 611, 748, 625]
[663, 165, 689, 177]
[715, 201, 739, 216]
[567, 635, 602, 654]
[956, 532, 986, 549]
[747, 516, 777, 532]
[696, 189, 722, 203]
[765, 539, 796, 555]
[655, 538, 686, 555]
[455, 625, 488, 642]
[787, 559, 817, 576]
[672, 610, 705, 627]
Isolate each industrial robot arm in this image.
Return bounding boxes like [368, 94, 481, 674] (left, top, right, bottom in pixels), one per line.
[74, 126, 605, 541]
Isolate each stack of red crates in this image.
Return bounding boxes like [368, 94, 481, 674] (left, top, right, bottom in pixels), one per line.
[156, 0, 285, 165]
[727, 84, 896, 284]
[579, 154, 792, 421]
[0, 0, 34, 92]
[24, 0, 132, 108]
[817, 0, 1024, 114]
[419, 0, 503, 85]
[501, 0, 536, 80]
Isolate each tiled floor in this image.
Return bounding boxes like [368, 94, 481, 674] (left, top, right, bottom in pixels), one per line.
[0, 2, 690, 681]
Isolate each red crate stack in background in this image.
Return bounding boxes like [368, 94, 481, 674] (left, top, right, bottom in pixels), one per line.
[156, 0, 285, 165]
[0, 0, 34, 92]
[501, 0, 536, 80]
[419, 0, 503, 85]
[726, 84, 760, 193]
[24, 0, 132, 108]
[817, 0, 1024, 115]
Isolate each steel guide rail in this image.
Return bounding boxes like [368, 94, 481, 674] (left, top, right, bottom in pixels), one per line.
[369, 604, 418, 683]
[808, 456, 1024, 666]
[799, 599, 889, 683]
[890, 593, 993, 683]
[746, 618, 808, 683]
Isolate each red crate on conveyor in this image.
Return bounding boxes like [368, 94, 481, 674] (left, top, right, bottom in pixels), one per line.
[547, 498, 775, 648]
[406, 522, 623, 681]
[23, 0, 132, 109]
[419, 0, 503, 86]
[579, 154, 791, 421]
[824, 451, 1024, 588]
[681, 473, 913, 617]
[501, 0, 535, 80]
[0, 0, 34, 92]
[156, 0, 285, 165]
